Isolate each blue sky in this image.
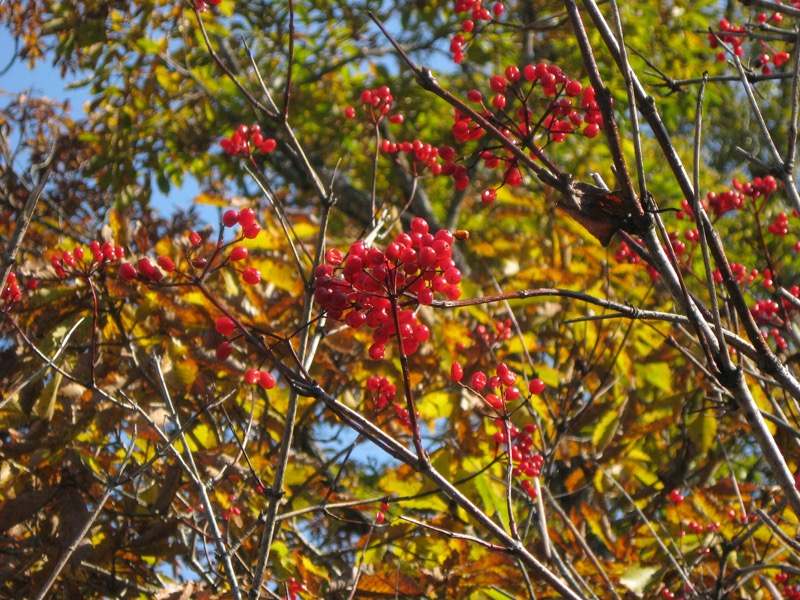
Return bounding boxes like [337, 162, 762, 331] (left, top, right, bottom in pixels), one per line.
[0, 26, 202, 218]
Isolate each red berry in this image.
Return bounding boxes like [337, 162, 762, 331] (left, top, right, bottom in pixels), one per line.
[489, 75, 507, 93]
[242, 267, 261, 285]
[450, 362, 464, 382]
[529, 378, 545, 394]
[258, 371, 275, 389]
[583, 123, 600, 138]
[368, 343, 386, 361]
[345, 106, 356, 118]
[471, 371, 487, 391]
[325, 248, 343, 265]
[189, 231, 202, 246]
[119, 262, 137, 281]
[410, 217, 429, 234]
[565, 80, 583, 96]
[157, 256, 175, 272]
[222, 209, 240, 228]
[215, 341, 233, 361]
[481, 189, 497, 203]
[505, 65, 520, 83]
[244, 368, 260, 384]
[238, 208, 256, 226]
[215, 316, 236, 336]
[229, 246, 248, 261]
[774, 52, 791, 67]
[243, 223, 261, 239]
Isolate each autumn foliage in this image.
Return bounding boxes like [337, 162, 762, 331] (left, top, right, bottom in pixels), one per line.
[6, 1, 800, 599]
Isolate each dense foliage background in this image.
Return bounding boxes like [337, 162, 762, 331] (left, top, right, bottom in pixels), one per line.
[4, 1, 800, 598]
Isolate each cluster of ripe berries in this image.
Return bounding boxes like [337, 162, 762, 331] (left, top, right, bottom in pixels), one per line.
[380, 139, 443, 176]
[454, 318, 515, 353]
[450, 1, 505, 63]
[709, 17, 791, 73]
[285, 577, 308, 600]
[220, 124, 277, 157]
[120, 209, 262, 286]
[213, 316, 277, 388]
[1, 272, 37, 310]
[366, 375, 416, 429]
[451, 361, 546, 497]
[441, 64, 600, 198]
[52, 240, 125, 279]
[775, 574, 800, 600]
[344, 85, 403, 125]
[676, 177, 778, 219]
[213, 314, 277, 388]
[313, 218, 461, 360]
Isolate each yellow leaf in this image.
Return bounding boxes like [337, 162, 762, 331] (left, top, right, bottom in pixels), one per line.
[193, 192, 229, 207]
[592, 404, 620, 452]
[34, 371, 62, 421]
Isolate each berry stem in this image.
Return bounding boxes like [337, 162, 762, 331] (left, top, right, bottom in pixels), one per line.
[501, 416, 520, 540]
[389, 295, 428, 466]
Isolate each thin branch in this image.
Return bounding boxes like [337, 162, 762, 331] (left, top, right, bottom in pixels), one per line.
[152, 356, 243, 600]
[1, 163, 52, 293]
[32, 431, 137, 600]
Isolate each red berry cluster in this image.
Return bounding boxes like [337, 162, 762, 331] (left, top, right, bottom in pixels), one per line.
[678, 176, 778, 219]
[455, 318, 515, 354]
[441, 64, 599, 199]
[733, 174, 778, 198]
[286, 577, 307, 600]
[365, 375, 415, 429]
[705, 189, 745, 216]
[366, 375, 396, 410]
[1, 272, 36, 311]
[500, 419, 543, 499]
[709, 13, 792, 72]
[220, 124, 277, 157]
[712, 263, 755, 284]
[313, 218, 460, 360]
[380, 139, 443, 176]
[668, 489, 685, 504]
[450, 1, 505, 63]
[750, 294, 799, 350]
[120, 211, 262, 287]
[776, 579, 800, 600]
[709, 19, 747, 61]
[344, 85, 403, 125]
[451, 362, 545, 497]
[613, 241, 642, 265]
[375, 501, 391, 524]
[51, 240, 125, 279]
[221, 494, 241, 522]
[768, 211, 790, 236]
[244, 367, 276, 390]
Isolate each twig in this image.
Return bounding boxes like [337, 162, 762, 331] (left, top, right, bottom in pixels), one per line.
[1, 163, 52, 293]
[601, 467, 695, 595]
[32, 430, 137, 600]
[152, 356, 243, 600]
[398, 515, 507, 550]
